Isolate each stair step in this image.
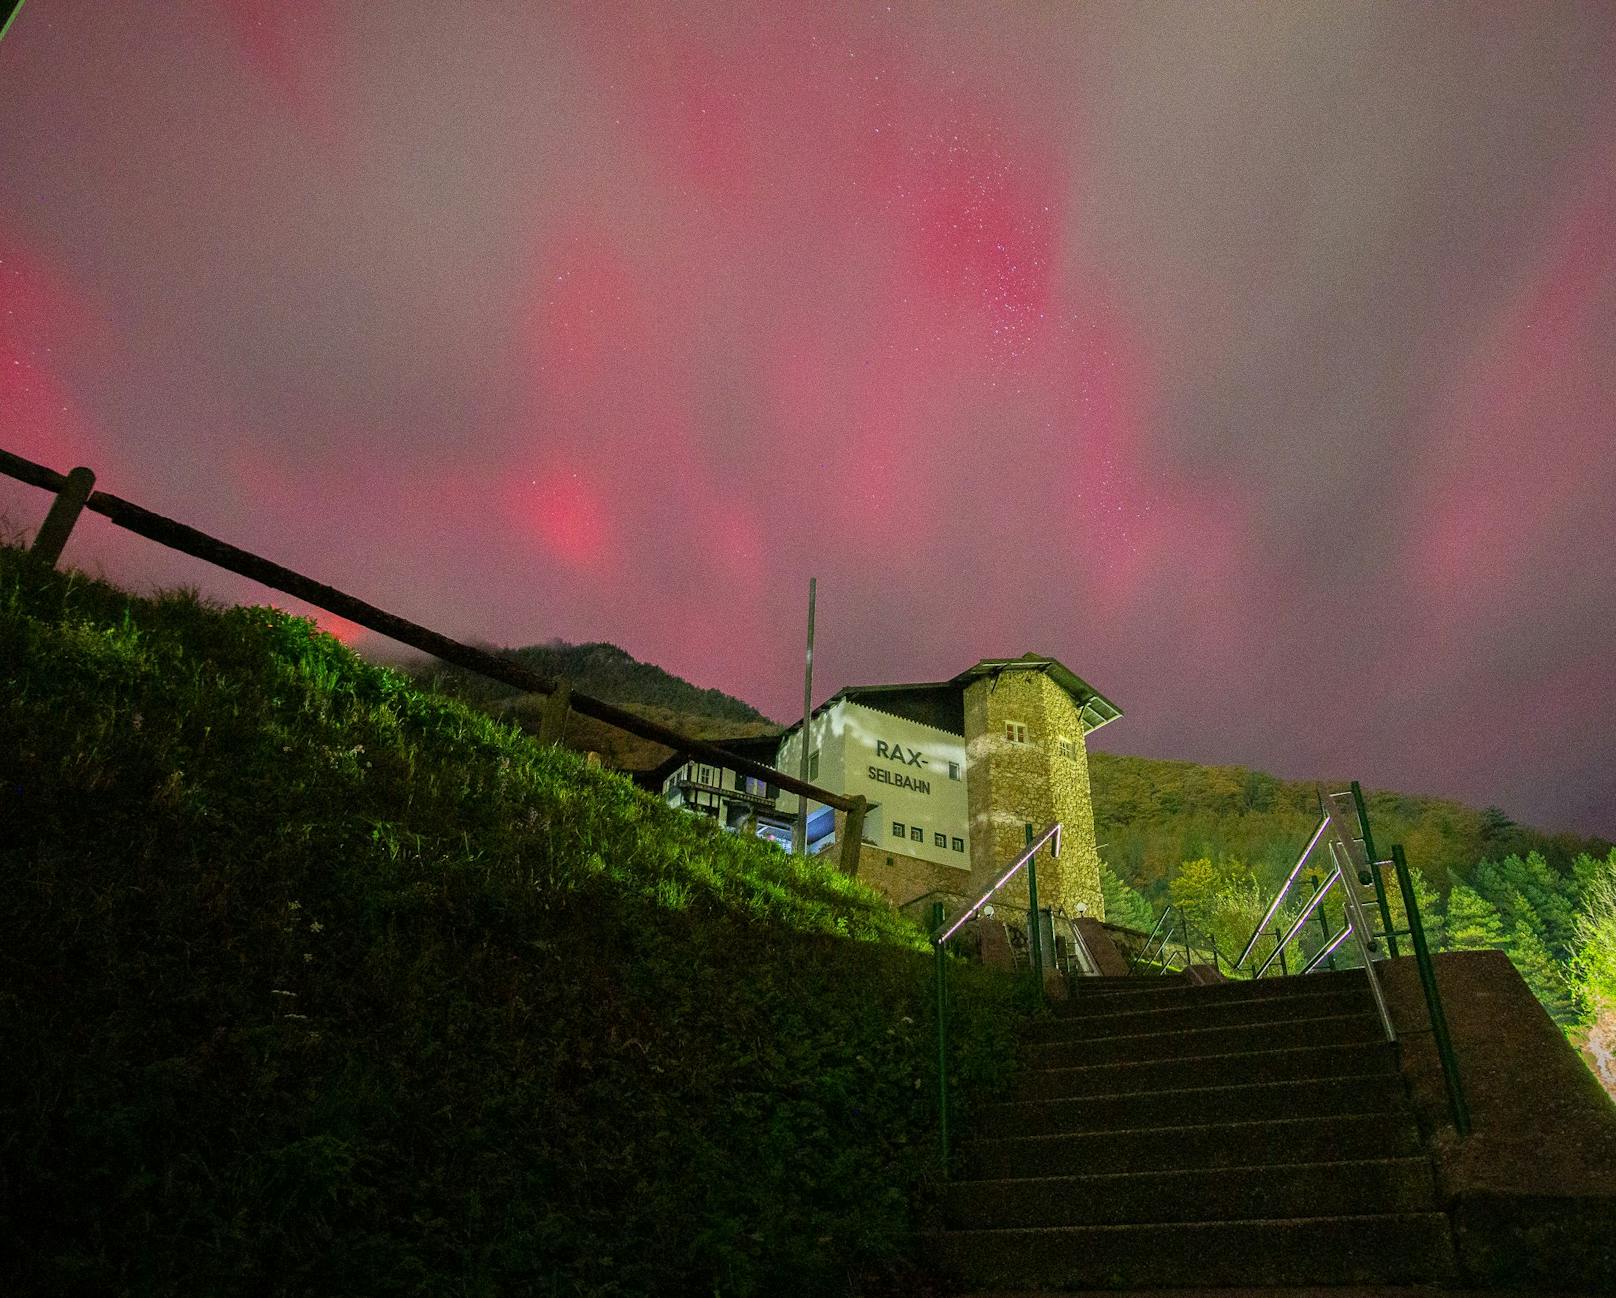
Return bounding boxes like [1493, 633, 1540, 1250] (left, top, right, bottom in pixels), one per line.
[1028, 987, 1371, 1041]
[979, 1073, 1408, 1137]
[1061, 968, 1369, 1014]
[1017, 1040, 1399, 1100]
[959, 1112, 1419, 1179]
[932, 1213, 1459, 1288]
[1027, 1010, 1384, 1069]
[943, 1155, 1440, 1228]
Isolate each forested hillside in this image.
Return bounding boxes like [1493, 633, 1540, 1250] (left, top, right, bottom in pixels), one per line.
[421, 641, 770, 724]
[1088, 751, 1610, 896]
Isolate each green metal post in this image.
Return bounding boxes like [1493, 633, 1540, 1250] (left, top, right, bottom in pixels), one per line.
[1024, 824, 1044, 999]
[1312, 876, 1338, 971]
[1352, 780, 1399, 958]
[1392, 846, 1471, 1135]
[2, 1, 33, 45]
[931, 901, 950, 1163]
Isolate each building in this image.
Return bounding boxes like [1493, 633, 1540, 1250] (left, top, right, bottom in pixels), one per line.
[772, 654, 1121, 918]
[649, 733, 797, 849]
[642, 653, 1120, 919]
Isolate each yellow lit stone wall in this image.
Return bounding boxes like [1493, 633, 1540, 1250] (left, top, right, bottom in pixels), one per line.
[828, 813, 974, 914]
[962, 670, 1104, 919]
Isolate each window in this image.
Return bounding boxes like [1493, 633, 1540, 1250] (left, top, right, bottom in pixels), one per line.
[700, 765, 714, 784]
[1058, 738, 1075, 760]
[808, 751, 819, 780]
[891, 821, 906, 839]
[951, 836, 965, 852]
[948, 761, 961, 781]
[1005, 721, 1028, 744]
[910, 825, 923, 843]
[934, 832, 946, 848]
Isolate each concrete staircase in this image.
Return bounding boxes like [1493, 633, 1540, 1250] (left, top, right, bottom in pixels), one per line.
[935, 970, 1459, 1291]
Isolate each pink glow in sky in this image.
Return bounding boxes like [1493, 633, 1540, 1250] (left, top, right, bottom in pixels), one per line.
[2, 1, 1614, 837]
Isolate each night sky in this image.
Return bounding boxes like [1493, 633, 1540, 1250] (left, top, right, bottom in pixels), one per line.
[3, 3, 1613, 837]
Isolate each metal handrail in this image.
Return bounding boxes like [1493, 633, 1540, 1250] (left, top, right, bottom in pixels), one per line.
[1051, 905, 1102, 978]
[1391, 844, 1471, 1135]
[1127, 904, 1222, 977]
[1233, 806, 1396, 1043]
[929, 821, 1062, 1165]
[931, 822, 1062, 948]
[1129, 906, 1176, 974]
[1251, 853, 1389, 1032]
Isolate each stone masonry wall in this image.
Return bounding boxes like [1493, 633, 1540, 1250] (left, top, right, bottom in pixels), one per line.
[962, 671, 1104, 919]
[825, 808, 970, 912]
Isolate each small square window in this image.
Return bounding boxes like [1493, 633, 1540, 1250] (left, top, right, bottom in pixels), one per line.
[934, 832, 946, 848]
[891, 821, 906, 838]
[948, 761, 961, 781]
[951, 836, 965, 852]
[1005, 721, 1028, 744]
[808, 751, 819, 780]
[1058, 738, 1075, 760]
[910, 825, 923, 842]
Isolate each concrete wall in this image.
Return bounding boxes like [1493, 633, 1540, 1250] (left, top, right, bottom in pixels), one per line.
[779, 700, 971, 873]
[1383, 950, 1616, 1289]
[962, 670, 1104, 919]
[775, 707, 844, 823]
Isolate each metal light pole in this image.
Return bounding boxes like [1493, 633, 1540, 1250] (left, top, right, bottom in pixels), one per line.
[795, 577, 816, 855]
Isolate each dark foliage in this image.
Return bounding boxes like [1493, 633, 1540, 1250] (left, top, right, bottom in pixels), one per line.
[421, 641, 771, 726]
[0, 547, 1026, 1297]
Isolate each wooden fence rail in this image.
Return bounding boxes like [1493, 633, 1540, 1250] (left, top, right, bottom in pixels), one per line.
[1, 448, 867, 861]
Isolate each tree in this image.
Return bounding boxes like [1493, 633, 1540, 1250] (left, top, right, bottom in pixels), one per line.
[1507, 920, 1580, 1028]
[1169, 857, 1220, 926]
[1381, 861, 1444, 952]
[1470, 851, 1579, 957]
[1445, 883, 1507, 951]
[1568, 850, 1616, 1098]
[1099, 863, 1155, 932]
[1480, 805, 1516, 842]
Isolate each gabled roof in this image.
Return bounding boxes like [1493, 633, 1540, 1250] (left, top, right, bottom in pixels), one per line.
[780, 653, 1122, 740]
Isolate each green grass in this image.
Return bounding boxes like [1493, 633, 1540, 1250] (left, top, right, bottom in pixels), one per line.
[0, 545, 1029, 1296]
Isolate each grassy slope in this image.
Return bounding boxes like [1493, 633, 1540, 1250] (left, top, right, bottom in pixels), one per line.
[0, 546, 1025, 1298]
[492, 694, 783, 775]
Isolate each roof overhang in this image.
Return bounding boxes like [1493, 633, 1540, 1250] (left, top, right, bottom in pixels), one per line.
[950, 655, 1123, 734]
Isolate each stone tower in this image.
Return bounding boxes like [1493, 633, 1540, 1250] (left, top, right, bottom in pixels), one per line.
[962, 657, 1107, 920]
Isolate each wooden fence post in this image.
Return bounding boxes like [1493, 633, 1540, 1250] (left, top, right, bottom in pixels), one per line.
[539, 681, 571, 746]
[30, 466, 95, 567]
[838, 796, 868, 877]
